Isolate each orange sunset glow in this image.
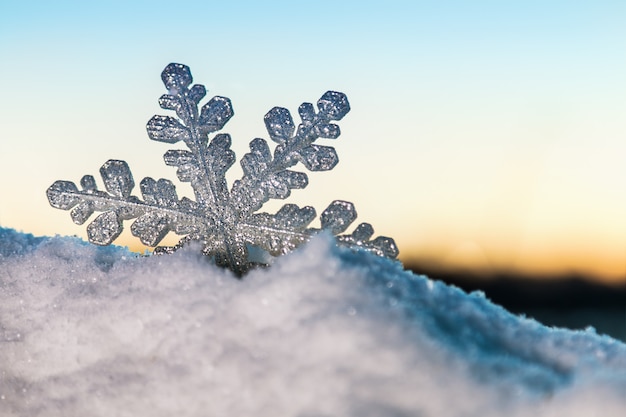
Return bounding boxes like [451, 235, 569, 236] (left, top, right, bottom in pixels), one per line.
[1, 1, 625, 287]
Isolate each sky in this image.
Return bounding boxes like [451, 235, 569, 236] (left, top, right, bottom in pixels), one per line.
[0, 0, 625, 283]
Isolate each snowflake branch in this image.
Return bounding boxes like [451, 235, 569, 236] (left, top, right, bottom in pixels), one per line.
[231, 91, 350, 216]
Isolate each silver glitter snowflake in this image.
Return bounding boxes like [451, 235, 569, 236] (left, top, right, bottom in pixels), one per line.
[47, 63, 398, 274]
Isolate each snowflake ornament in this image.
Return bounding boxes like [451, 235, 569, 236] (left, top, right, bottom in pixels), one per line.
[47, 63, 398, 274]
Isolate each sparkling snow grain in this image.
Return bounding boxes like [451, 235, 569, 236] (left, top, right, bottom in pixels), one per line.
[0, 228, 625, 416]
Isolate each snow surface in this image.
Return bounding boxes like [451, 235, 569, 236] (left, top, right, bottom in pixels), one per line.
[1, 227, 625, 416]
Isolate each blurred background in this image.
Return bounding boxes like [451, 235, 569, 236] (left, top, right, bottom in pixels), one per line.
[0, 1, 624, 340]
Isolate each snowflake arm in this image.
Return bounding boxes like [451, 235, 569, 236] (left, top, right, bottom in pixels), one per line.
[47, 160, 204, 246]
[231, 91, 348, 216]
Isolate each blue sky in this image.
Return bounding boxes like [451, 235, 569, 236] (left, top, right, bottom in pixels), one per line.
[1, 1, 625, 281]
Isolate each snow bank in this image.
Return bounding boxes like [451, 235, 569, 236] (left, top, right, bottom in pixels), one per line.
[1, 227, 624, 416]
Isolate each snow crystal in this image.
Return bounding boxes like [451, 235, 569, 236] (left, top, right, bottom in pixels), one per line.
[0, 227, 625, 416]
[47, 63, 397, 275]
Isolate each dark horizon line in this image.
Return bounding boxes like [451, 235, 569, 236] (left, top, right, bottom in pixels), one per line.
[403, 262, 625, 310]
[402, 260, 625, 286]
